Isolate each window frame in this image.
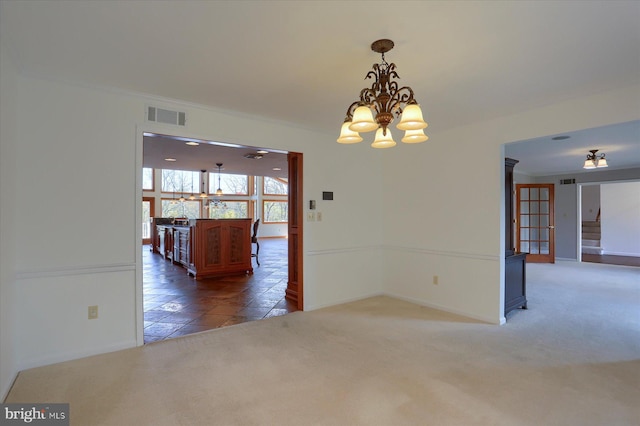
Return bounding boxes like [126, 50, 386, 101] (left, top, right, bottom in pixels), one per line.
[208, 172, 249, 196]
[161, 169, 200, 194]
[160, 197, 203, 219]
[262, 176, 289, 196]
[206, 200, 249, 219]
[262, 199, 289, 224]
[142, 167, 155, 192]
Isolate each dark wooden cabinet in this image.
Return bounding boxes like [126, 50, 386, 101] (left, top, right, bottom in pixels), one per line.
[151, 218, 252, 279]
[155, 225, 174, 260]
[505, 158, 527, 316]
[172, 226, 191, 268]
[187, 219, 253, 278]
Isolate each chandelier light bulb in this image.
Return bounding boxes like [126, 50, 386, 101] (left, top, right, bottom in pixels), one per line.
[401, 128, 429, 144]
[597, 156, 608, 168]
[371, 127, 396, 148]
[397, 104, 428, 131]
[349, 105, 378, 133]
[337, 121, 363, 144]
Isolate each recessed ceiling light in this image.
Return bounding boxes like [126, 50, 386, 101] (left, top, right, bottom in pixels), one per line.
[552, 136, 571, 140]
[185, 141, 199, 146]
[257, 150, 269, 154]
[272, 167, 281, 171]
[164, 158, 177, 162]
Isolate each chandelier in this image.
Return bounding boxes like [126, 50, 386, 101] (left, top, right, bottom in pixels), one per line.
[199, 169, 208, 198]
[214, 163, 224, 196]
[206, 163, 227, 210]
[583, 149, 608, 169]
[337, 39, 428, 148]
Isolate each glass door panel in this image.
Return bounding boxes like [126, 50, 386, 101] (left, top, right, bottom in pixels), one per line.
[515, 184, 555, 263]
[142, 197, 155, 245]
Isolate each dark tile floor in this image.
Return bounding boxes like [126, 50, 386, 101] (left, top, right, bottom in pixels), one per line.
[143, 238, 296, 343]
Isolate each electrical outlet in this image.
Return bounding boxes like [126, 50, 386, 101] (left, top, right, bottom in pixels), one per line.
[88, 305, 98, 319]
[432, 275, 439, 285]
[307, 212, 316, 222]
[316, 212, 322, 222]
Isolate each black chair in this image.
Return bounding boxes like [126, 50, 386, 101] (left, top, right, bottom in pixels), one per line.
[251, 219, 260, 266]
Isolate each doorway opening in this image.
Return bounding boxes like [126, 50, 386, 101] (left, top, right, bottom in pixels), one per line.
[139, 132, 303, 343]
[579, 181, 640, 267]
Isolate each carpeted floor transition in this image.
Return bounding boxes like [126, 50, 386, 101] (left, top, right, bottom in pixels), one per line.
[5, 261, 640, 425]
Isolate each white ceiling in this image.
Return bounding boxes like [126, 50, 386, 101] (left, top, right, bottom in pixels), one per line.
[506, 120, 640, 176]
[2, 1, 639, 176]
[143, 133, 289, 179]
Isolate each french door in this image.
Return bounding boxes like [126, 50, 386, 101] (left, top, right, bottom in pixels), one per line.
[516, 184, 555, 263]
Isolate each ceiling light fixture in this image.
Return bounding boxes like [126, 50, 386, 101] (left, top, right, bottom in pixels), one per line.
[199, 170, 208, 198]
[337, 39, 428, 148]
[207, 163, 227, 211]
[583, 149, 608, 169]
[215, 163, 224, 196]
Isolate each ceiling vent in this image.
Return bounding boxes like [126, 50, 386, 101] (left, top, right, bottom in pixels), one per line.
[560, 178, 576, 185]
[146, 106, 186, 127]
[244, 153, 264, 160]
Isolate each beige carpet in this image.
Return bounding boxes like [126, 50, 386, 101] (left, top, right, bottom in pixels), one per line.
[6, 261, 640, 425]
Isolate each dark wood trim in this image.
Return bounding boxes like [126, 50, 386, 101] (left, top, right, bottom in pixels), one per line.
[286, 152, 303, 310]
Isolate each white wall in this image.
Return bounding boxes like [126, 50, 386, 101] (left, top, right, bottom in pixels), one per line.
[2, 52, 639, 400]
[5, 72, 384, 387]
[601, 181, 640, 257]
[0, 34, 19, 400]
[514, 171, 535, 184]
[382, 84, 640, 324]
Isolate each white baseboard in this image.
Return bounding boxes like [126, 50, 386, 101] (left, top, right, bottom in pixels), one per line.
[305, 291, 385, 311]
[381, 292, 502, 325]
[307, 291, 502, 325]
[18, 339, 137, 373]
[1, 373, 18, 402]
[602, 251, 640, 257]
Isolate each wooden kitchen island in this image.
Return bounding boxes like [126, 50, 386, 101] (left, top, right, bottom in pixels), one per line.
[151, 218, 253, 279]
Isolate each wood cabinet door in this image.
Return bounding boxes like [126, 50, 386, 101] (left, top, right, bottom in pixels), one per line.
[516, 184, 555, 263]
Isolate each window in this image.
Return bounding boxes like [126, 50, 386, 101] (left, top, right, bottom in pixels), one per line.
[263, 200, 288, 223]
[209, 173, 248, 195]
[143, 168, 154, 191]
[161, 199, 201, 219]
[263, 177, 288, 195]
[161, 169, 200, 194]
[208, 201, 248, 219]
